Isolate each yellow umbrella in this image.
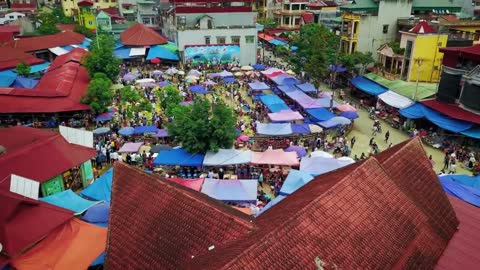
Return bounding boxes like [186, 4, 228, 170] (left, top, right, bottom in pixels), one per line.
[241, 65, 253, 71]
[234, 72, 244, 77]
[286, 70, 296, 75]
[245, 71, 254, 75]
[177, 70, 185, 75]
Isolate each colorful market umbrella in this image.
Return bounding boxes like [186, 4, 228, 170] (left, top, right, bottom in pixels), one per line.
[329, 116, 352, 125]
[188, 69, 202, 77]
[185, 75, 199, 81]
[241, 65, 253, 71]
[118, 127, 135, 136]
[286, 70, 295, 75]
[165, 67, 179, 75]
[93, 127, 110, 135]
[152, 70, 163, 76]
[285, 145, 307, 158]
[337, 104, 357, 112]
[122, 73, 137, 81]
[203, 80, 217, 86]
[236, 135, 250, 142]
[311, 151, 333, 158]
[177, 70, 185, 76]
[231, 67, 241, 71]
[150, 58, 161, 64]
[234, 72, 243, 77]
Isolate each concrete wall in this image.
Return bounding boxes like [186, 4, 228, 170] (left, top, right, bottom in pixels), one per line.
[176, 12, 257, 27]
[357, 0, 412, 58]
[408, 34, 448, 82]
[176, 27, 257, 65]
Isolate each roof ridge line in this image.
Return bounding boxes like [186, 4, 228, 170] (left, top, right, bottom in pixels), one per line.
[0, 133, 61, 163]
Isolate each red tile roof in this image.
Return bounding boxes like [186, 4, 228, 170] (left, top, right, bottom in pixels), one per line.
[57, 24, 77, 32]
[11, 3, 36, 12]
[120, 23, 168, 46]
[188, 138, 459, 269]
[435, 196, 480, 270]
[0, 126, 96, 183]
[102, 7, 120, 15]
[301, 12, 314, 23]
[409, 20, 436, 34]
[0, 189, 73, 257]
[421, 98, 480, 125]
[0, 47, 45, 71]
[105, 162, 254, 269]
[0, 32, 14, 43]
[0, 50, 91, 113]
[5, 31, 85, 53]
[47, 47, 87, 71]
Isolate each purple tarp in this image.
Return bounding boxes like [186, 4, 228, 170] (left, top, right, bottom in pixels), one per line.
[248, 81, 270, 91]
[268, 110, 304, 122]
[156, 129, 169, 137]
[118, 142, 144, 153]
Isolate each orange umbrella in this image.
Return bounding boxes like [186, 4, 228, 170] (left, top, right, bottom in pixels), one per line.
[337, 104, 357, 112]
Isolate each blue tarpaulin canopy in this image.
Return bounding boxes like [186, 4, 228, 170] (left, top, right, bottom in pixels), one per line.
[256, 122, 293, 136]
[133, 125, 158, 134]
[329, 64, 347, 72]
[277, 85, 297, 92]
[12, 76, 39, 88]
[223, 77, 236, 83]
[118, 127, 135, 136]
[317, 119, 340, 129]
[300, 157, 350, 176]
[400, 103, 472, 133]
[153, 148, 205, 166]
[350, 76, 387, 96]
[82, 202, 110, 223]
[291, 123, 311, 134]
[295, 83, 316, 93]
[258, 194, 286, 215]
[80, 168, 113, 201]
[399, 103, 425, 119]
[248, 81, 270, 90]
[439, 176, 480, 207]
[306, 108, 336, 121]
[201, 179, 258, 202]
[252, 64, 265, 70]
[29, 62, 51, 73]
[0, 69, 17, 87]
[114, 46, 133, 59]
[41, 189, 102, 215]
[439, 174, 480, 189]
[146, 45, 180, 61]
[461, 126, 480, 139]
[271, 74, 299, 86]
[269, 39, 287, 46]
[259, 94, 290, 113]
[189, 84, 209, 94]
[279, 169, 314, 195]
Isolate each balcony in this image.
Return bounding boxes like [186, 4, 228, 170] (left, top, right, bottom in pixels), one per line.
[342, 13, 360, 21]
[274, 9, 306, 15]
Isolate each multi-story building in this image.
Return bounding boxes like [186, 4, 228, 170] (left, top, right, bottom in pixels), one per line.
[162, 0, 257, 65]
[399, 21, 448, 83]
[62, 0, 118, 17]
[117, 0, 159, 27]
[273, 0, 309, 30]
[303, 0, 338, 29]
[339, 0, 412, 57]
[10, 0, 37, 13]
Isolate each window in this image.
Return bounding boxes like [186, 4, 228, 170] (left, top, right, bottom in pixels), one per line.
[245, 36, 254, 43]
[205, 36, 211, 44]
[88, 20, 93, 25]
[142, 18, 151, 24]
[9, 15, 14, 19]
[382, 24, 388, 34]
[231, 36, 240, 44]
[217, 36, 226, 44]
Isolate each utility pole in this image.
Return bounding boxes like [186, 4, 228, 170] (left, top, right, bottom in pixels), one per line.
[414, 58, 423, 100]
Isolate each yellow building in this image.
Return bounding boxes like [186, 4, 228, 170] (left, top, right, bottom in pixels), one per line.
[76, 0, 96, 29]
[399, 21, 448, 83]
[340, 12, 360, 54]
[62, 0, 118, 17]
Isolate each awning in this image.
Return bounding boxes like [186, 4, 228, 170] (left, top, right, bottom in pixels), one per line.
[268, 109, 304, 122]
[403, 103, 473, 133]
[259, 94, 290, 113]
[248, 81, 270, 90]
[306, 108, 336, 121]
[421, 99, 480, 125]
[269, 39, 287, 46]
[114, 47, 133, 59]
[378, 90, 414, 109]
[129, 47, 146, 57]
[279, 169, 314, 195]
[203, 149, 252, 166]
[146, 45, 179, 61]
[40, 189, 102, 215]
[153, 148, 205, 166]
[256, 122, 293, 136]
[350, 76, 388, 96]
[80, 168, 113, 201]
[460, 126, 480, 139]
[399, 103, 425, 119]
[29, 62, 51, 73]
[295, 83, 316, 93]
[48, 47, 70, 56]
[201, 179, 258, 202]
[251, 149, 299, 166]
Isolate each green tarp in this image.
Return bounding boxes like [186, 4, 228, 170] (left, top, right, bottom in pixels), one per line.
[363, 73, 437, 101]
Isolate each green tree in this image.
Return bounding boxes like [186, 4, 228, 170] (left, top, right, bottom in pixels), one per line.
[37, 12, 60, 35]
[74, 25, 95, 39]
[257, 17, 277, 29]
[83, 35, 121, 81]
[158, 85, 182, 117]
[82, 73, 113, 114]
[51, 6, 74, 24]
[340, 52, 374, 74]
[168, 99, 237, 153]
[16, 61, 31, 77]
[291, 24, 339, 83]
[120, 86, 141, 103]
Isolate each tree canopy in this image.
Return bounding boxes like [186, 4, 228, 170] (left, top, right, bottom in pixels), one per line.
[36, 12, 60, 35]
[16, 62, 31, 77]
[158, 85, 182, 117]
[168, 99, 237, 153]
[74, 25, 95, 39]
[290, 24, 339, 83]
[82, 72, 113, 114]
[340, 52, 374, 74]
[83, 35, 121, 81]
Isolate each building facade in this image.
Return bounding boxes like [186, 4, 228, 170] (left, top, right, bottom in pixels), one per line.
[62, 0, 118, 17]
[273, 0, 309, 30]
[162, 0, 257, 65]
[340, 0, 412, 57]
